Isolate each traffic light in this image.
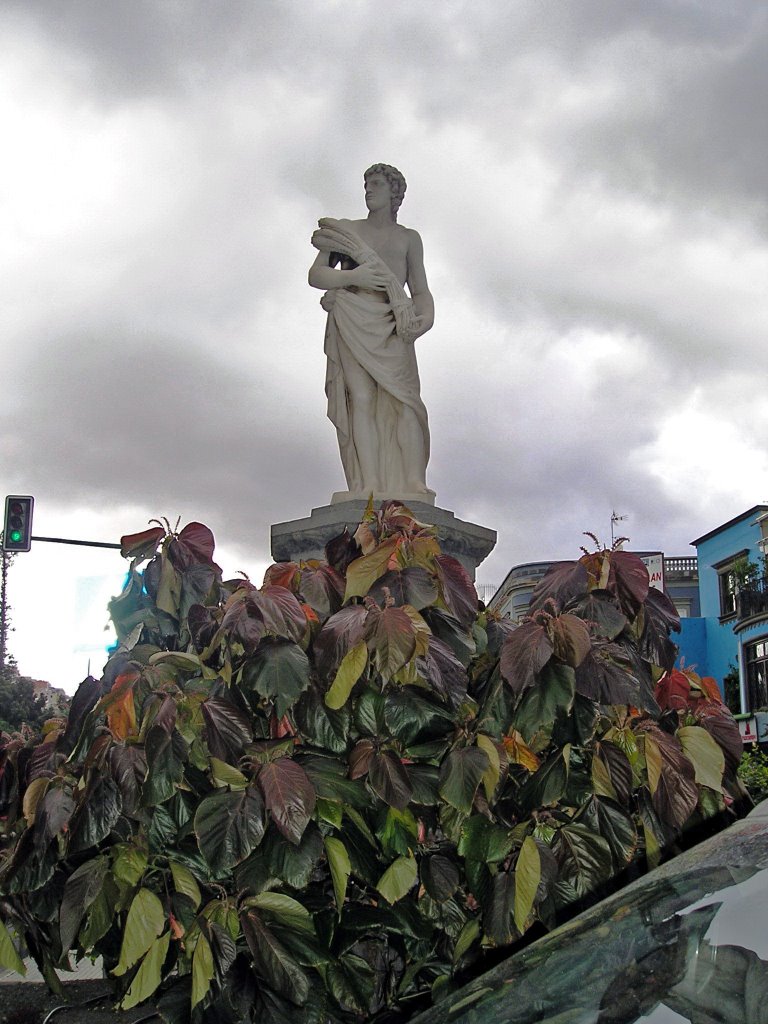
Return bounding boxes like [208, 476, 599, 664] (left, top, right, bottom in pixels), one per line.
[3, 496, 34, 552]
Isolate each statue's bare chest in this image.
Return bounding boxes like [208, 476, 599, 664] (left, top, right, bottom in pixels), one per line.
[352, 221, 409, 284]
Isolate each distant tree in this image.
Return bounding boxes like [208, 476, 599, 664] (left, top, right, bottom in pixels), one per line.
[0, 661, 49, 734]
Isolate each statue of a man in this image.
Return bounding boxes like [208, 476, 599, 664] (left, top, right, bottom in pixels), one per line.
[309, 164, 435, 504]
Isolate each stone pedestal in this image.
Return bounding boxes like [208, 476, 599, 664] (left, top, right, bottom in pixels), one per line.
[271, 500, 496, 581]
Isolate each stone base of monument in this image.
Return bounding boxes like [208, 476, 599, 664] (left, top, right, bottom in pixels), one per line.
[270, 500, 496, 581]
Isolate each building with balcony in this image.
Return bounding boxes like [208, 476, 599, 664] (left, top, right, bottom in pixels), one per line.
[691, 505, 768, 713]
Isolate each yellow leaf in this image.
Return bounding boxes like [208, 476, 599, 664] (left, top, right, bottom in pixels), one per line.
[514, 836, 541, 934]
[210, 757, 248, 790]
[22, 777, 49, 825]
[476, 734, 500, 800]
[325, 642, 368, 710]
[120, 931, 170, 1010]
[644, 735, 662, 795]
[191, 933, 214, 1009]
[400, 604, 432, 657]
[344, 538, 400, 601]
[503, 730, 541, 773]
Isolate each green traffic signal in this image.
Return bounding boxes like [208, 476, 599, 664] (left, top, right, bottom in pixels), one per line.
[3, 496, 34, 552]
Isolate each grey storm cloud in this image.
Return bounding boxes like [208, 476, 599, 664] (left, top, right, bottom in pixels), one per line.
[2, 0, 767, 692]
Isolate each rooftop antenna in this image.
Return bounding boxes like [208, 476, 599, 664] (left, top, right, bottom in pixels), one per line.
[611, 510, 628, 547]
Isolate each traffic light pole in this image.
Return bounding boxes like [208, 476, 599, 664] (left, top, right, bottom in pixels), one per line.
[30, 536, 122, 550]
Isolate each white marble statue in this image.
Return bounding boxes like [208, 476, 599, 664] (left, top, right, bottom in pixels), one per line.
[309, 164, 436, 505]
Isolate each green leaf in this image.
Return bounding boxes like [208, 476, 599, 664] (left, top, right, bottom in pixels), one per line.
[113, 888, 166, 977]
[678, 725, 725, 792]
[170, 861, 201, 909]
[514, 661, 575, 746]
[244, 641, 311, 718]
[516, 749, 569, 811]
[354, 687, 385, 736]
[194, 785, 265, 876]
[325, 642, 368, 710]
[376, 855, 418, 904]
[580, 796, 639, 868]
[293, 687, 351, 754]
[438, 746, 489, 814]
[344, 538, 399, 600]
[325, 836, 351, 915]
[452, 918, 481, 965]
[121, 930, 170, 1009]
[316, 797, 343, 828]
[378, 805, 419, 857]
[210, 756, 248, 790]
[235, 822, 324, 892]
[241, 910, 309, 1006]
[245, 892, 314, 933]
[258, 758, 317, 845]
[421, 854, 459, 903]
[0, 917, 26, 975]
[513, 836, 540, 933]
[476, 733, 501, 800]
[457, 815, 515, 863]
[483, 870, 515, 945]
[59, 856, 109, 953]
[553, 823, 613, 904]
[191, 932, 214, 1009]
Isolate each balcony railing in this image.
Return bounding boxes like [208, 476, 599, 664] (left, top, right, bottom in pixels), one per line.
[737, 577, 768, 622]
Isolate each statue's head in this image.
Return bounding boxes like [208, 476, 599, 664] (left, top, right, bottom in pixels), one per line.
[364, 163, 407, 219]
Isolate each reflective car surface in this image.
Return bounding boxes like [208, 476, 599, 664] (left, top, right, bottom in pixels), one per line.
[410, 802, 768, 1024]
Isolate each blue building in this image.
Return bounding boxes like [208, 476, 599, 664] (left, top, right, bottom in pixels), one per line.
[688, 505, 768, 713]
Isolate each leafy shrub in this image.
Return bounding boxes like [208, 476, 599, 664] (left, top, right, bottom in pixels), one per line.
[738, 745, 768, 803]
[0, 503, 746, 1021]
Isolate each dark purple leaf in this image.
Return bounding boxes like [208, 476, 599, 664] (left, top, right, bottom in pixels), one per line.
[256, 586, 307, 643]
[108, 744, 147, 815]
[569, 590, 628, 641]
[420, 854, 460, 903]
[257, 759, 316, 844]
[697, 704, 743, 771]
[368, 750, 413, 810]
[607, 551, 650, 618]
[221, 591, 266, 651]
[594, 741, 633, 805]
[417, 636, 469, 709]
[59, 856, 109, 952]
[434, 556, 478, 627]
[500, 621, 554, 694]
[35, 786, 76, 846]
[60, 676, 102, 755]
[297, 564, 345, 617]
[120, 526, 165, 562]
[187, 603, 219, 651]
[315, 605, 368, 680]
[241, 910, 309, 1006]
[349, 739, 375, 780]
[483, 870, 516, 945]
[530, 561, 589, 613]
[325, 528, 361, 575]
[575, 640, 657, 711]
[68, 775, 121, 853]
[364, 605, 417, 681]
[168, 522, 217, 569]
[202, 696, 254, 763]
[637, 722, 699, 829]
[639, 587, 681, 672]
[368, 566, 438, 612]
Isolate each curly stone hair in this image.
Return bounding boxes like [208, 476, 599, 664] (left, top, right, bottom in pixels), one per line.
[364, 163, 407, 220]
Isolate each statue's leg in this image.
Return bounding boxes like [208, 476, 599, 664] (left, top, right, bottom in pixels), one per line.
[335, 338, 381, 491]
[397, 405, 428, 491]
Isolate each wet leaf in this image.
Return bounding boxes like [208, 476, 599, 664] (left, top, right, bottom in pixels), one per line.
[325, 642, 368, 710]
[325, 836, 351, 914]
[258, 758, 316, 844]
[244, 641, 310, 718]
[376, 855, 417, 904]
[194, 785, 265, 875]
[438, 747, 489, 814]
[241, 910, 309, 1005]
[113, 888, 165, 977]
[514, 836, 541, 933]
[500, 621, 554, 694]
[368, 750, 413, 810]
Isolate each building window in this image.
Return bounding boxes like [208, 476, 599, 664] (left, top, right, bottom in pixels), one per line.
[718, 569, 738, 618]
[713, 549, 750, 619]
[745, 639, 768, 712]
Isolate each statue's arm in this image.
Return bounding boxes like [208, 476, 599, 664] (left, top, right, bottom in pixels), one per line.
[406, 230, 435, 338]
[308, 251, 388, 292]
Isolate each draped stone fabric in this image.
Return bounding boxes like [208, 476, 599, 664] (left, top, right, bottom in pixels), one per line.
[312, 219, 430, 499]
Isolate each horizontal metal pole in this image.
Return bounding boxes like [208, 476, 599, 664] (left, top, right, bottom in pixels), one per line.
[31, 535, 122, 550]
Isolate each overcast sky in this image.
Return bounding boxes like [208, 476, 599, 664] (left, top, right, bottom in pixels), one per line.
[2, 0, 767, 692]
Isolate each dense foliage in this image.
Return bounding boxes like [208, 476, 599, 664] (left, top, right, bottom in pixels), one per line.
[0, 504, 746, 1022]
[0, 663, 52, 735]
[738, 745, 768, 803]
